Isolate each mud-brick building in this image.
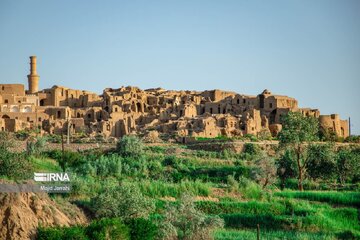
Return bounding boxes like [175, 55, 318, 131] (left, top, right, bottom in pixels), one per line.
[0, 56, 350, 139]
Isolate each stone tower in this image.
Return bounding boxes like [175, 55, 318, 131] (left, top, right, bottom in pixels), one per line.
[27, 56, 39, 94]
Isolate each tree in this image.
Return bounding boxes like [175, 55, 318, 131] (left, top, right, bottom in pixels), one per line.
[0, 132, 32, 179]
[276, 149, 298, 189]
[305, 144, 336, 180]
[250, 153, 277, 188]
[116, 135, 144, 159]
[336, 147, 360, 184]
[158, 194, 224, 240]
[90, 182, 155, 221]
[278, 112, 319, 191]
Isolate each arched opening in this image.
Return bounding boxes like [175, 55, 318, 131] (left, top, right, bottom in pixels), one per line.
[269, 109, 277, 124]
[10, 106, 19, 112]
[210, 108, 213, 114]
[136, 102, 142, 112]
[40, 99, 45, 106]
[2, 115, 10, 119]
[77, 113, 81, 118]
[57, 111, 61, 119]
[23, 106, 32, 113]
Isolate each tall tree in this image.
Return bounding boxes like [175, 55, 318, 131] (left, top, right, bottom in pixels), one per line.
[278, 112, 319, 191]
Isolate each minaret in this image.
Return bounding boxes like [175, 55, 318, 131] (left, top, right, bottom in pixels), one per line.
[27, 56, 39, 94]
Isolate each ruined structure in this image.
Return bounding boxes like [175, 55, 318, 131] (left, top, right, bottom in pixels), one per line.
[0, 56, 349, 139]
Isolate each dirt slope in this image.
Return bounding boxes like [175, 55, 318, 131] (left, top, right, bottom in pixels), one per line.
[0, 191, 87, 240]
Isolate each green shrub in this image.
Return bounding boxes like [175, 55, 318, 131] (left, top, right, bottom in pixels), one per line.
[336, 147, 360, 184]
[127, 218, 158, 240]
[14, 129, 31, 140]
[305, 144, 336, 180]
[85, 218, 130, 240]
[277, 149, 298, 189]
[37, 226, 88, 240]
[344, 135, 360, 143]
[77, 154, 122, 178]
[91, 182, 155, 220]
[238, 177, 264, 200]
[146, 146, 166, 154]
[250, 155, 276, 188]
[138, 180, 211, 198]
[157, 194, 224, 240]
[37, 227, 64, 240]
[226, 175, 239, 192]
[63, 226, 88, 240]
[243, 143, 261, 156]
[26, 136, 47, 156]
[116, 135, 144, 159]
[0, 151, 32, 180]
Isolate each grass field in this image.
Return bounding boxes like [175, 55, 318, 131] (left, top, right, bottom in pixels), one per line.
[7, 142, 360, 239]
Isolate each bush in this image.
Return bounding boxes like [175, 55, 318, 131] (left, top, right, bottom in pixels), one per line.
[37, 227, 64, 240]
[336, 147, 360, 184]
[26, 136, 47, 156]
[250, 155, 276, 188]
[86, 218, 130, 240]
[305, 144, 336, 180]
[238, 177, 264, 200]
[127, 218, 158, 240]
[77, 154, 122, 178]
[226, 175, 239, 193]
[44, 149, 84, 171]
[344, 135, 360, 143]
[157, 193, 224, 240]
[276, 149, 298, 189]
[243, 143, 261, 156]
[137, 180, 211, 198]
[63, 227, 88, 240]
[91, 182, 155, 220]
[116, 135, 144, 159]
[58, 151, 83, 172]
[37, 226, 88, 240]
[0, 151, 32, 180]
[14, 129, 31, 140]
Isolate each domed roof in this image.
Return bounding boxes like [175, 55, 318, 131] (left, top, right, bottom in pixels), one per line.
[262, 89, 272, 95]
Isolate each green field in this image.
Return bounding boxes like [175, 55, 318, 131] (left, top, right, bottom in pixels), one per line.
[1, 132, 359, 239]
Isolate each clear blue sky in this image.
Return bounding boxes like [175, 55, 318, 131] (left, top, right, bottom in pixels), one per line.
[0, 0, 359, 134]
